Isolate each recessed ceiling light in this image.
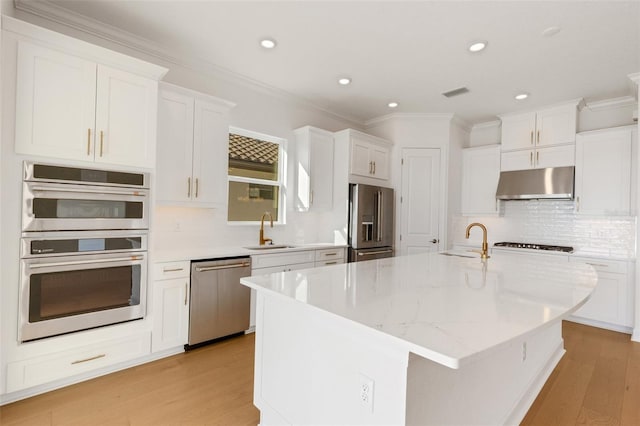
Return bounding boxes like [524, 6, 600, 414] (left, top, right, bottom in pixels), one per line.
[338, 77, 352, 86]
[515, 93, 529, 100]
[541, 26, 562, 37]
[260, 38, 277, 49]
[468, 41, 488, 53]
[388, 102, 399, 108]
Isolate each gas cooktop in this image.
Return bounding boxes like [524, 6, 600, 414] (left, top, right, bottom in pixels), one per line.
[493, 242, 574, 253]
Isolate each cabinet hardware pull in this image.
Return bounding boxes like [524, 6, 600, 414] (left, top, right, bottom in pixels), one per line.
[71, 354, 105, 365]
[530, 151, 533, 165]
[324, 261, 338, 265]
[310, 190, 314, 205]
[184, 282, 188, 305]
[537, 130, 540, 144]
[163, 267, 184, 273]
[195, 178, 199, 198]
[187, 177, 191, 197]
[373, 161, 376, 174]
[87, 128, 91, 155]
[536, 151, 539, 164]
[369, 161, 373, 174]
[100, 131, 104, 157]
[195, 262, 250, 272]
[530, 131, 533, 145]
[324, 252, 338, 257]
[585, 262, 608, 268]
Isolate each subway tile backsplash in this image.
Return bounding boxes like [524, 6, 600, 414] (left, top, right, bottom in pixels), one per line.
[453, 200, 636, 259]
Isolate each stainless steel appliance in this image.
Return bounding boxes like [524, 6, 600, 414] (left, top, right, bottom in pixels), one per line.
[188, 257, 252, 347]
[19, 230, 148, 342]
[495, 166, 574, 200]
[348, 183, 394, 262]
[19, 162, 150, 342]
[493, 241, 574, 253]
[22, 162, 149, 231]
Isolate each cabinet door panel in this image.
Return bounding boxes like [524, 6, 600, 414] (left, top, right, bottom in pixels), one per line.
[500, 150, 534, 171]
[15, 41, 97, 160]
[500, 112, 536, 151]
[350, 138, 372, 177]
[462, 146, 500, 215]
[536, 106, 577, 147]
[370, 145, 389, 180]
[535, 145, 575, 169]
[573, 273, 622, 324]
[192, 99, 230, 206]
[95, 65, 157, 167]
[309, 130, 335, 210]
[152, 278, 189, 352]
[157, 90, 195, 203]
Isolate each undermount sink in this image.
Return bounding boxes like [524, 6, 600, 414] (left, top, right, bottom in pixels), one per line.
[244, 244, 297, 250]
[439, 250, 481, 258]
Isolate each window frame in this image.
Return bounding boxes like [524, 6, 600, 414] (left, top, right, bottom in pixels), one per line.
[227, 126, 287, 225]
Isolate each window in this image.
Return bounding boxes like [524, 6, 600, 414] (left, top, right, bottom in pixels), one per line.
[227, 127, 285, 222]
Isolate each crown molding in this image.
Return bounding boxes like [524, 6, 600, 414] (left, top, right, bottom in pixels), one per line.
[584, 96, 637, 112]
[471, 120, 501, 131]
[365, 112, 455, 127]
[13, 0, 365, 128]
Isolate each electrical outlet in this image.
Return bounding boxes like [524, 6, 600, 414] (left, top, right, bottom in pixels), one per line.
[358, 373, 374, 412]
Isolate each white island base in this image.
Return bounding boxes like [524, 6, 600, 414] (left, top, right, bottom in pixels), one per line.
[243, 253, 596, 425]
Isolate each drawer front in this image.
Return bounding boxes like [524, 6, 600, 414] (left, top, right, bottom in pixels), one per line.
[571, 257, 628, 274]
[315, 259, 345, 268]
[153, 261, 190, 280]
[251, 250, 315, 269]
[314, 247, 346, 262]
[6, 332, 151, 392]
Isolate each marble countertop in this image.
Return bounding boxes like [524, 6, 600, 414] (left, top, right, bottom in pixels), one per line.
[153, 243, 348, 263]
[241, 252, 597, 369]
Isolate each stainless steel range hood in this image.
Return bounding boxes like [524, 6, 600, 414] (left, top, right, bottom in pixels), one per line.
[495, 166, 575, 200]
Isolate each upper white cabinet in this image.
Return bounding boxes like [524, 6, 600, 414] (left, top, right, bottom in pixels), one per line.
[156, 83, 235, 207]
[14, 39, 166, 168]
[499, 100, 581, 171]
[461, 145, 500, 216]
[574, 125, 636, 216]
[334, 129, 392, 183]
[294, 126, 334, 212]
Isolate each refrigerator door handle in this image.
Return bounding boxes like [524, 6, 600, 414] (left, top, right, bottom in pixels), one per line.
[376, 190, 383, 242]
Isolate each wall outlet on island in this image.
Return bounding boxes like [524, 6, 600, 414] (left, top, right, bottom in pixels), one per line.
[358, 373, 375, 412]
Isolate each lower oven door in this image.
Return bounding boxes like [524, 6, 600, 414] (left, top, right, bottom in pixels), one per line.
[20, 251, 147, 342]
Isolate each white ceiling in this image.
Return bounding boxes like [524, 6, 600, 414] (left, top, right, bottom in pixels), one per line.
[19, 0, 640, 125]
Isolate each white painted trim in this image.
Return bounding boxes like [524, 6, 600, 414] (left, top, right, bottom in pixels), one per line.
[451, 115, 472, 132]
[0, 347, 185, 405]
[472, 119, 501, 130]
[585, 96, 637, 112]
[565, 316, 633, 335]
[365, 112, 454, 127]
[498, 97, 584, 119]
[160, 81, 236, 111]
[11, 1, 365, 128]
[629, 72, 640, 84]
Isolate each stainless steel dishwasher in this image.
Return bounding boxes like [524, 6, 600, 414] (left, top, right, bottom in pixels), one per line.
[188, 256, 251, 347]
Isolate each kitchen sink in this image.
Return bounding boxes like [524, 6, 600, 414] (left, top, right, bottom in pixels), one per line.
[439, 250, 480, 258]
[243, 244, 297, 250]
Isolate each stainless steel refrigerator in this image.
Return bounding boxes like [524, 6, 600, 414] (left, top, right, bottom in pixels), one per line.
[348, 183, 394, 262]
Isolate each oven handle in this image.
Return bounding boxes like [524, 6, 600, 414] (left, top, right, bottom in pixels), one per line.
[30, 186, 147, 197]
[28, 255, 144, 269]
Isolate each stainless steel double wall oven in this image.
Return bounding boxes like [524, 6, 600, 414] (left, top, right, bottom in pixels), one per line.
[19, 162, 150, 342]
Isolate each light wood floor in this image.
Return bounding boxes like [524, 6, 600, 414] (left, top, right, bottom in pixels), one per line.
[1, 322, 639, 425]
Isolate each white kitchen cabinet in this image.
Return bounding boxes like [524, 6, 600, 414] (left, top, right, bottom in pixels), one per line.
[499, 101, 580, 151]
[156, 83, 235, 207]
[294, 126, 334, 212]
[15, 41, 164, 168]
[500, 144, 575, 171]
[151, 261, 190, 353]
[6, 331, 151, 392]
[570, 257, 634, 331]
[314, 247, 347, 267]
[334, 129, 392, 183]
[461, 145, 500, 215]
[574, 126, 636, 215]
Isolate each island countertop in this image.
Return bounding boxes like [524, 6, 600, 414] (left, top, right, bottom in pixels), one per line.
[241, 252, 598, 369]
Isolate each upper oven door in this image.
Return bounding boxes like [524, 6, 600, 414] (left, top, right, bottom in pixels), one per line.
[22, 181, 149, 232]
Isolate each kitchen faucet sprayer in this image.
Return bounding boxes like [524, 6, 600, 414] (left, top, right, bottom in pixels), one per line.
[465, 222, 490, 259]
[260, 212, 274, 245]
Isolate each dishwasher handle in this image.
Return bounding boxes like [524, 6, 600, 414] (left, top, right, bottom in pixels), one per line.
[194, 261, 250, 273]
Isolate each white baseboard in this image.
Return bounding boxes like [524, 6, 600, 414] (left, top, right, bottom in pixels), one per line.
[566, 316, 633, 335]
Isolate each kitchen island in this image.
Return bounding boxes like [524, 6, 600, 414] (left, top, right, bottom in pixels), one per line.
[240, 252, 597, 425]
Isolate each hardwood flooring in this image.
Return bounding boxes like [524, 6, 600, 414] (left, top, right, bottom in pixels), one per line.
[1, 321, 638, 425]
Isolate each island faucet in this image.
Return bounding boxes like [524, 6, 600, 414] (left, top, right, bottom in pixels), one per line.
[259, 211, 273, 245]
[465, 222, 489, 259]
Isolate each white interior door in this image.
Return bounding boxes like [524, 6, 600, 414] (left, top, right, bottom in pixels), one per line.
[400, 148, 441, 255]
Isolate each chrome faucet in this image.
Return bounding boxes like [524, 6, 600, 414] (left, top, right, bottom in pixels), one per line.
[465, 222, 489, 259]
[259, 212, 273, 245]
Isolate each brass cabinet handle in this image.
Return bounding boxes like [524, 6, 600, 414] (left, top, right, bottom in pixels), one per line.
[71, 354, 105, 365]
[184, 282, 188, 306]
[310, 190, 314, 205]
[369, 161, 373, 174]
[585, 262, 609, 268]
[324, 261, 338, 265]
[187, 177, 191, 197]
[195, 178, 199, 198]
[87, 128, 91, 155]
[163, 267, 184, 273]
[537, 130, 540, 144]
[536, 151, 539, 165]
[324, 252, 338, 257]
[530, 151, 533, 166]
[530, 130, 533, 145]
[99, 131, 104, 157]
[373, 161, 376, 174]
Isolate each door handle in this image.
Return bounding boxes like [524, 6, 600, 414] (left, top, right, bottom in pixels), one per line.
[431, 239, 439, 244]
[376, 190, 383, 242]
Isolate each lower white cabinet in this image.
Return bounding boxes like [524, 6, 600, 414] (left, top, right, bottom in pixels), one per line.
[461, 145, 500, 215]
[314, 247, 347, 267]
[6, 332, 151, 392]
[570, 257, 634, 331]
[151, 261, 190, 352]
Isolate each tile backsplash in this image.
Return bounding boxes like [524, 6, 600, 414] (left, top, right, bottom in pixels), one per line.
[452, 200, 636, 259]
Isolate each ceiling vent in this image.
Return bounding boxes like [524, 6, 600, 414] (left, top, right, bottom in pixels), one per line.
[442, 87, 470, 98]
